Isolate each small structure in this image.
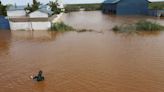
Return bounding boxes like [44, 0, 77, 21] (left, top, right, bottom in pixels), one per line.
[102, 0, 164, 17]
[9, 17, 51, 31]
[0, 16, 10, 30]
[7, 5, 56, 30]
[102, 0, 149, 15]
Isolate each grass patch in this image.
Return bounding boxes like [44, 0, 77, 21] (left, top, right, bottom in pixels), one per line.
[136, 20, 164, 31]
[50, 22, 94, 32]
[51, 22, 74, 32]
[113, 20, 164, 33]
[149, 2, 164, 9]
[77, 29, 94, 32]
[65, 5, 80, 12]
[113, 25, 136, 33]
[112, 25, 120, 32]
[65, 3, 102, 13]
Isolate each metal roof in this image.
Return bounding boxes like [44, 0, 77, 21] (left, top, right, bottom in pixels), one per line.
[103, 0, 120, 4]
[38, 6, 53, 16]
[37, 4, 53, 16]
[103, 0, 155, 4]
[7, 6, 26, 11]
[149, 0, 164, 2]
[103, 0, 164, 4]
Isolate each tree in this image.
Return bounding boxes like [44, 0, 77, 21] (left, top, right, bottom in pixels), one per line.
[25, 3, 32, 13]
[31, 0, 40, 11]
[48, 0, 61, 14]
[0, 1, 7, 16]
[25, 0, 40, 13]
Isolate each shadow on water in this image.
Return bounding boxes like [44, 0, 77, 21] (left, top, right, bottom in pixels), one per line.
[0, 30, 11, 56]
[11, 30, 62, 42]
[33, 81, 46, 92]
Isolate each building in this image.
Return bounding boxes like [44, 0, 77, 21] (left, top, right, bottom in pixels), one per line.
[0, 16, 10, 30]
[102, 0, 149, 15]
[102, 0, 164, 16]
[7, 5, 56, 30]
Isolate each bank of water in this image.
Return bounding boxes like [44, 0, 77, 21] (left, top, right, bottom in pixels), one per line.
[0, 11, 164, 92]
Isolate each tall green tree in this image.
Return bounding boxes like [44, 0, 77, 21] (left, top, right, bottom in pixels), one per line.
[0, 1, 7, 16]
[31, 0, 40, 11]
[25, 0, 40, 13]
[48, 0, 61, 14]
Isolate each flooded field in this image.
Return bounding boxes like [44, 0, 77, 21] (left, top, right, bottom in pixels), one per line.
[0, 11, 164, 92]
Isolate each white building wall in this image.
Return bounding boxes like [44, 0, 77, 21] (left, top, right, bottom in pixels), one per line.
[7, 10, 26, 17]
[9, 21, 51, 30]
[9, 22, 31, 30]
[29, 11, 48, 18]
[31, 22, 51, 30]
[8, 10, 52, 30]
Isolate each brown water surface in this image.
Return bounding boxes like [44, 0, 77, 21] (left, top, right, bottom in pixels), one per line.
[0, 11, 164, 92]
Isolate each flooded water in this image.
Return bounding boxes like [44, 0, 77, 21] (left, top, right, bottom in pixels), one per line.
[0, 11, 164, 92]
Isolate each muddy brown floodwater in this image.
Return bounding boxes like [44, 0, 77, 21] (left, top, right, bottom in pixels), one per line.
[0, 11, 164, 92]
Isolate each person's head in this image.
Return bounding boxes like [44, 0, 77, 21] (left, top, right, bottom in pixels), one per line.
[39, 70, 42, 74]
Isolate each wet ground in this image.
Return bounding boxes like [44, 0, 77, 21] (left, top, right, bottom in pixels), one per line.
[0, 11, 164, 92]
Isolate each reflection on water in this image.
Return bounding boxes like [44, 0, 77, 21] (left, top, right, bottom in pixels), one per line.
[0, 11, 164, 92]
[11, 30, 61, 42]
[0, 31, 11, 56]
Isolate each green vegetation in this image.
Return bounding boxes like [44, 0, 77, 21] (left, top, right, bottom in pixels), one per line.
[25, 0, 62, 15]
[65, 3, 102, 12]
[113, 25, 136, 33]
[0, 1, 7, 16]
[113, 20, 164, 33]
[48, 0, 62, 14]
[25, 0, 41, 13]
[149, 2, 164, 9]
[50, 22, 94, 32]
[65, 5, 79, 12]
[136, 20, 164, 31]
[112, 26, 120, 31]
[76, 29, 93, 32]
[51, 22, 74, 32]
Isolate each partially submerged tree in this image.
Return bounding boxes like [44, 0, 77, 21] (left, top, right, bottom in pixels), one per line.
[48, 0, 61, 14]
[0, 1, 7, 16]
[25, 0, 40, 13]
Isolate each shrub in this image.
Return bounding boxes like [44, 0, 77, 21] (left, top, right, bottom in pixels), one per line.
[112, 25, 120, 31]
[112, 20, 164, 33]
[136, 20, 163, 31]
[51, 22, 74, 32]
[77, 29, 93, 32]
[65, 4, 102, 13]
